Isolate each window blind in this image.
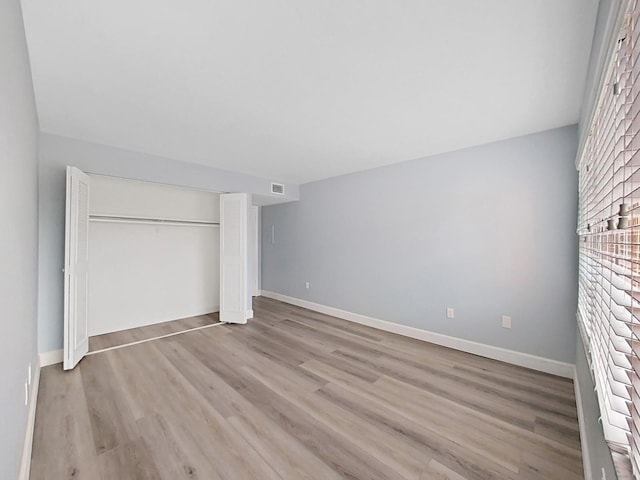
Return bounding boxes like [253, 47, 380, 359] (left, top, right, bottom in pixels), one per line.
[578, 0, 640, 474]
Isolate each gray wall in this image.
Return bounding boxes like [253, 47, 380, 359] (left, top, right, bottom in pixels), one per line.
[0, 0, 40, 478]
[38, 133, 298, 353]
[262, 125, 578, 363]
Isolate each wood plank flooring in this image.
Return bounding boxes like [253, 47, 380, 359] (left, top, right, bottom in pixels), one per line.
[88, 312, 220, 352]
[31, 297, 583, 479]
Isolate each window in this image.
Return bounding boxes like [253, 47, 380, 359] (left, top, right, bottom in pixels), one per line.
[578, 0, 640, 475]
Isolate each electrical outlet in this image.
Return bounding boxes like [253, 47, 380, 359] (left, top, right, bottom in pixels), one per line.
[502, 315, 512, 329]
[24, 380, 28, 406]
[601, 467, 606, 480]
[305, 282, 310, 289]
[28, 363, 31, 386]
[447, 307, 455, 319]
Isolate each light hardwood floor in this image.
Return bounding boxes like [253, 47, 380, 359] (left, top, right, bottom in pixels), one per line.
[89, 312, 220, 352]
[31, 297, 583, 479]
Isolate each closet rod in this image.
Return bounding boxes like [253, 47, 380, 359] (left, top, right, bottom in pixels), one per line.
[89, 215, 220, 227]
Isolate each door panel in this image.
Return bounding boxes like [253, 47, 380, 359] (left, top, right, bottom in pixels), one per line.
[220, 193, 249, 324]
[64, 166, 90, 370]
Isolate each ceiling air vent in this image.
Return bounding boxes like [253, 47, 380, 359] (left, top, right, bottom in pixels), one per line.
[271, 183, 285, 195]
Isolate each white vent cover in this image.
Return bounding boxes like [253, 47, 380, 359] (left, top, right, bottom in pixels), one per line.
[271, 183, 285, 195]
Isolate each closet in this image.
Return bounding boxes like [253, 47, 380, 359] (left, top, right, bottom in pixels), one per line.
[63, 167, 252, 369]
[87, 174, 221, 336]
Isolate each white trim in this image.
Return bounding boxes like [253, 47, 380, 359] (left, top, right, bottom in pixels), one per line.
[18, 356, 41, 480]
[574, 366, 594, 480]
[39, 349, 63, 367]
[260, 291, 575, 378]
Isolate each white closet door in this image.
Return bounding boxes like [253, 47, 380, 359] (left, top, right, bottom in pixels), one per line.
[220, 193, 249, 324]
[63, 166, 90, 370]
[252, 205, 260, 296]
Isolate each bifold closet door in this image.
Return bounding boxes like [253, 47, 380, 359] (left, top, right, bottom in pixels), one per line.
[63, 166, 90, 370]
[220, 193, 251, 323]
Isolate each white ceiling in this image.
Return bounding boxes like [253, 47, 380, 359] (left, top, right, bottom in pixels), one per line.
[21, 0, 598, 184]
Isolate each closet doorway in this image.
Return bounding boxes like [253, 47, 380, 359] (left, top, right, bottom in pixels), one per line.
[63, 167, 252, 369]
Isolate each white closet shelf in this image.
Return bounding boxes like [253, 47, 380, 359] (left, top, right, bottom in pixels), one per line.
[89, 214, 220, 227]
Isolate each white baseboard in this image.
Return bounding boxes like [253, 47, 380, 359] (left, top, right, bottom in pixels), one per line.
[18, 355, 41, 480]
[39, 349, 63, 367]
[246, 309, 254, 320]
[574, 367, 593, 480]
[260, 290, 575, 378]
